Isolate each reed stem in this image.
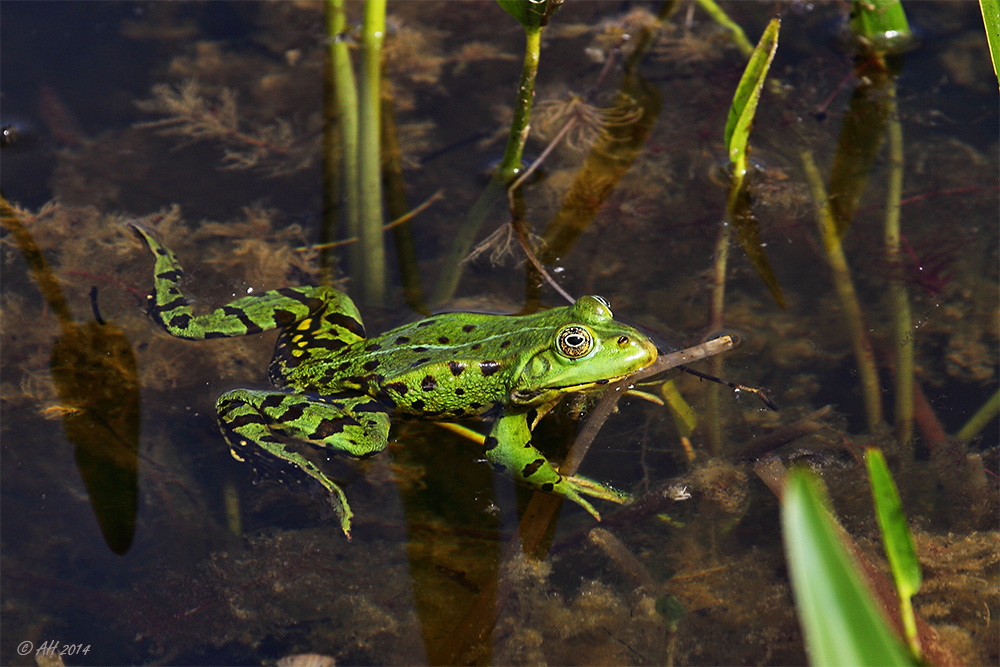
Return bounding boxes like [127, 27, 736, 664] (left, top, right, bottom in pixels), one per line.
[324, 0, 359, 285]
[955, 389, 1000, 444]
[802, 150, 883, 431]
[358, 0, 387, 304]
[884, 86, 913, 449]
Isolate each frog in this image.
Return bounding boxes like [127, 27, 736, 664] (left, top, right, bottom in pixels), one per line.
[130, 223, 658, 537]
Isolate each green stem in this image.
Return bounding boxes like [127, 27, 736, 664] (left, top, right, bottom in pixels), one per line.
[430, 24, 543, 305]
[884, 86, 913, 449]
[899, 589, 920, 659]
[326, 0, 360, 286]
[955, 388, 1000, 444]
[695, 0, 754, 58]
[358, 0, 387, 304]
[496, 25, 542, 183]
[802, 151, 883, 431]
[707, 222, 731, 456]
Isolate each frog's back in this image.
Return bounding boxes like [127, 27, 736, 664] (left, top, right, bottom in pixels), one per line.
[287, 309, 553, 420]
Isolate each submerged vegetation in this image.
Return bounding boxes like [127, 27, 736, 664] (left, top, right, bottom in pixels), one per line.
[1, 1, 997, 665]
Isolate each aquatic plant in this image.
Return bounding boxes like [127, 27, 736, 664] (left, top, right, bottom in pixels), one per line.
[136, 80, 313, 176]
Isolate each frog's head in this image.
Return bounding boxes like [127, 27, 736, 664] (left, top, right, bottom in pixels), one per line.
[512, 295, 658, 405]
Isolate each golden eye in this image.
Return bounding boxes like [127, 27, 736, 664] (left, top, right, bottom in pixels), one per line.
[557, 325, 593, 358]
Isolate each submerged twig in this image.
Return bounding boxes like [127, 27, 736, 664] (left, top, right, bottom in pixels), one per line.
[510, 220, 576, 305]
[299, 189, 443, 251]
[734, 405, 833, 460]
[589, 527, 656, 589]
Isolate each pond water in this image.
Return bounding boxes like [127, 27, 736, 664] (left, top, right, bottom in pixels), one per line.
[1, 1, 997, 665]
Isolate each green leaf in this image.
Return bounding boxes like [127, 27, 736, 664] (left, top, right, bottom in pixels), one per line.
[723, 18, 785, 309]
[866, 448, 923, 656]
[866, 448, 922, 598]
[850, 0, 916, 54]
[724, 17, 780, 176]
[496, 0, 562, 28]
[782, 468, 916, 667]
[981, 0, 1000, 88]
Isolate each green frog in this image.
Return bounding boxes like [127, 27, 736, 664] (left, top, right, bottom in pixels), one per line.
[130, 224, 658, 537]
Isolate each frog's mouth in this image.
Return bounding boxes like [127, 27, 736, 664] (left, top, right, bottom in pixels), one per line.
[510, 374, 634, 404]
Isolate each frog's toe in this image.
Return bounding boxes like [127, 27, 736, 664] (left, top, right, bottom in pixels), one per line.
[562, 489, 602, 522]
[563, 473, 631, 506]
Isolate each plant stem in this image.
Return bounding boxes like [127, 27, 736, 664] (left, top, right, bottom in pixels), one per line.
[496, 25, 542, 183]
[358, 0, 387, 304]
[325, 0, 359, 285]
[430, 24, 543, 305]
[707, 222, 731, 455]
[802, 150, 883, 431]
[695, 0, 754, 58]
[955, 388, 1000, 444]
[884, 86, 913, 449]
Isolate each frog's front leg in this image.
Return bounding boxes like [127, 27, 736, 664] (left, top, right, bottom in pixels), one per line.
[217, 388, 391, 538]
[485, 412, 629, 520]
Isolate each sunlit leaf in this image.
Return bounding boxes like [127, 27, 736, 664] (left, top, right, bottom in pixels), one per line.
[496, 0, 562, 28]
[724, 17, 779, 177]
[850, 0, 916, 54]
[722, 18, 785, 309]
[981, 0, 1000, 88]
[866, 447, 922, 656]
[782, 468, 916, 667]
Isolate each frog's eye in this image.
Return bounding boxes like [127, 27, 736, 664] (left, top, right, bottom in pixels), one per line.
[557, 325, 593, 359]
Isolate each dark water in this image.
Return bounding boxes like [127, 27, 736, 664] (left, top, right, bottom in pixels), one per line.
[2, 2, 997, 665]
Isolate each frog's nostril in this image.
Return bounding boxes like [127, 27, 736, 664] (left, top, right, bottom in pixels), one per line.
[617, 335, 629, 346]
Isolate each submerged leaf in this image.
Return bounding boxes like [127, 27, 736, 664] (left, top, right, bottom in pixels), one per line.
[727, 171, 786, 309]
[827, 67, 894, 238]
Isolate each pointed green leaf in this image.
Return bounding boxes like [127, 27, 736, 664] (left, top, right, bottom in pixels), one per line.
[866, 447, 922, 656]
[866, 448, 922, 598]
[724, 17, 780, 176]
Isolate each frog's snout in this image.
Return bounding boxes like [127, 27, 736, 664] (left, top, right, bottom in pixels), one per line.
[616, 332, 658, 366]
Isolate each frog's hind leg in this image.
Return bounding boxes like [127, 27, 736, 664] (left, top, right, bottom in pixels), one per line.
[129, 223, 364, 343]
[216, 388, 391, 538]
[485, 413, 629, 520]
